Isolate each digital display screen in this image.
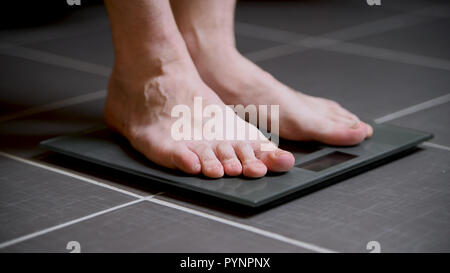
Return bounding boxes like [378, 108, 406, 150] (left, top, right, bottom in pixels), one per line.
[296, 151, 357, 172]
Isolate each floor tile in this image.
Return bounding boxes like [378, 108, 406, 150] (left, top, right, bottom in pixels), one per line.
[236, 35, 281, 54]
[388, 101, 450, 147]
[352, 17, 450, 60]
[0, 99, 181, 197]
[0, 54, 107, 116]
[256, 49, 450, 119]
[26, 31, 280, 67]
[0, 4, 109, 45]
[37, 152, 162, 198]
[1, 0, 449, 253]
[235, 0, 400, 36]
[0, 99, 105, 158]
[379, 0, 450, 13]
[155, 147, 450, 252]
[0, 155, 136, 242]
[2, 201, 307, 252]
[26, 28, 114, 67]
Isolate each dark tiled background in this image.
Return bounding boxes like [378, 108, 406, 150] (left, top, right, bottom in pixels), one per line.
[0, 0, 449, 252]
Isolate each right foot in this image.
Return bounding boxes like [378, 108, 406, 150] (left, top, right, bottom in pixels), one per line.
[105, 53, 294, 178]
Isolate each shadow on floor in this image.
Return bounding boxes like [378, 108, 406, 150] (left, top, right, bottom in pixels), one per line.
[36, 146, 424, 218]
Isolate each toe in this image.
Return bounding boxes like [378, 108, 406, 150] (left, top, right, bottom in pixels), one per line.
[336, 106, 360, 123]
[331, 121, 367, 145]
[333, 113, 373, 140]
[192, 144, 224, 178]
[171, 145, 202, 175]
[254, 146, 295, 172]
[235, 143, 267, 178]
[365, 123, 374, 138]
[216, 143, 242, 176]
[332, 115, 360, 129]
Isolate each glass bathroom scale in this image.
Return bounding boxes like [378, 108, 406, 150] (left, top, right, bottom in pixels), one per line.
[40, 123, 432, 207]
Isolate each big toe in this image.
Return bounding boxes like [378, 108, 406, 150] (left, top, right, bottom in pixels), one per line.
[258, 149, 295, 172]
[324, 120, 368, 145]
[171, 146, 202, 175]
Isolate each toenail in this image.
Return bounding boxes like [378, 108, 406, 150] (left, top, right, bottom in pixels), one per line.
[366, 125, 373, 136]
[346, 118, 359, 129]
[271, 150, 288, 159]
[224, 159, 239, 167]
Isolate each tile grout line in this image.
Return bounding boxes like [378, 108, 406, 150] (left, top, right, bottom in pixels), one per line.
[0, 18, 110, 46]
[0, 89, 106, 123]
[0, 198, 146, 250]
[322, 41, 450, 71]
[0, 150, 336, 252]
[1, 2, 446, 47]
[0, 3, 445, 254]
[1, 91, 448, 152]
[422, 142, 450, 152]
[0, 9, 448, 123]
[0, 97, 448, 155]
[240, 23, 450, 71]
[0, 6, 447, 124]
[0, 42, 111, 77]
[372, 93, 450, 152]
[0, 5, 444, 83]
[374, 93, 450, 124]
[0, 191, 337, 253]
[1, 94, 447, 250]
[0, 151, 143, 199]
[322, 11, 435, 41]
[144, 196, 337, 253]
[236, 5, 450, 68]
[241, 10, 450, 152]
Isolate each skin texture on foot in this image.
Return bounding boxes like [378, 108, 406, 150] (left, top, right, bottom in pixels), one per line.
[171, 0, 373, 146]
[105, 0, 372, 179]
[104, 0, 295, 178]
[105, 61, 295, 178]
[190, 49, 372, 145]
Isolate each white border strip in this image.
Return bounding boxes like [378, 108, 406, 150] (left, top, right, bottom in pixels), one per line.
[146, 197, 337, 253]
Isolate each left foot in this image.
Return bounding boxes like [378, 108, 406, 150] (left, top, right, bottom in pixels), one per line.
[181, 31, 373, 146]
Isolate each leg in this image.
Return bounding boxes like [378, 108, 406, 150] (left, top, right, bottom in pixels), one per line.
[104, 0, 294, 178]
[171, 0, 373, 146]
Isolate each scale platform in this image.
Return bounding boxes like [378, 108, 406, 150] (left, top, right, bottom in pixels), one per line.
[41, 123, 432, 207]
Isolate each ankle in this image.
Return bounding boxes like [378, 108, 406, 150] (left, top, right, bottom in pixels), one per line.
[180, 28, 237, 62]
[113, 33, 192, 75]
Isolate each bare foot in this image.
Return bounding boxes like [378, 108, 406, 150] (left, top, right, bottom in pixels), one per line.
[182, 33, 373, 146]
[105, 54, 294, 178]
[104, 0, 294, 178]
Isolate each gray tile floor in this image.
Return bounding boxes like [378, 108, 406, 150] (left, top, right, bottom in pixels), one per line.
[0, 1, 449, 253]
